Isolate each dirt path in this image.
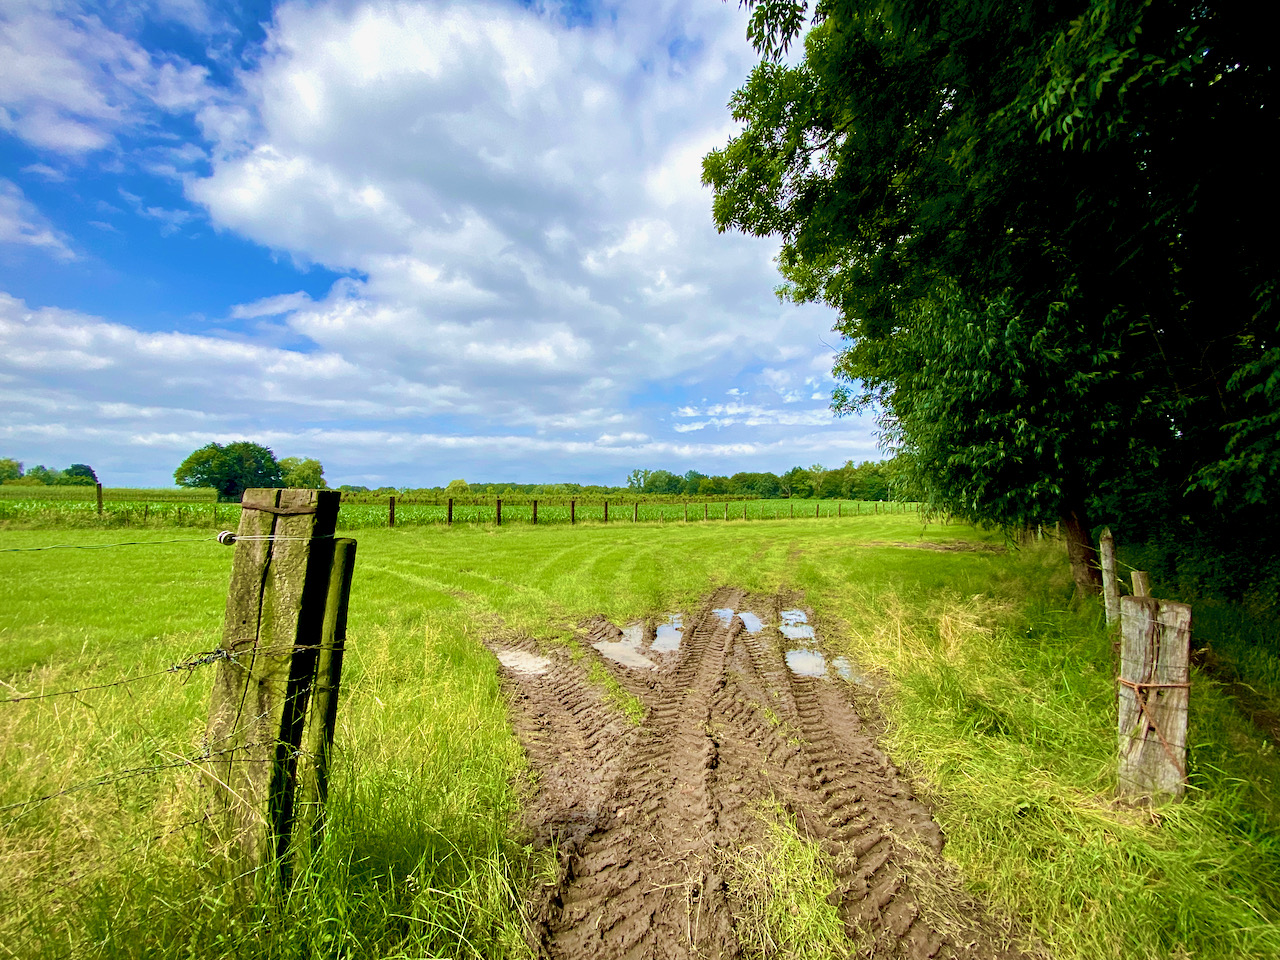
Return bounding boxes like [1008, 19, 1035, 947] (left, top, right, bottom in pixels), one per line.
[491, 588, 1026, 960]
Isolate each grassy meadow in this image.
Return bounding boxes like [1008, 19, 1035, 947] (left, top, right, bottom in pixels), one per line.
[1, 513, 1278, 959]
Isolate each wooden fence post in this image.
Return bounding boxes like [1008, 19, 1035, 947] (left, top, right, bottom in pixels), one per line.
[816, 502, 820, 519]
[1132, 570, 1151, 598]
[1100, 527, 1120, 627]
[838, 501, 841, 518]
[203, 488, 341, 885]
[447, 498, 453, 526]
[684, 502, 688, 522]
[1118, 595, 1191, 798]
[724, 503, 728, 521]
[297, 537, 356, 846]
[496, 498, 502, 526]
[634, 502, 638, 522]
[704, 503, 708, 521]
[388, 495, 395, 528]
[532, 500, 537, 524]
[96, 483, 103, 516]
[570, 499, 576, 525]
[604, 501, 608, 523]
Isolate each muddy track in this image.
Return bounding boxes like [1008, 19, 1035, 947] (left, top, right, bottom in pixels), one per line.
[491, 589, 1027, 960]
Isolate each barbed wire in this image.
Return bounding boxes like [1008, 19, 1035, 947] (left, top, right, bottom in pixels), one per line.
[0, 531, 333, 554]
[0, 535, 220, 553]
[0, 739, 317, 823]
[1, 649, 232, 703]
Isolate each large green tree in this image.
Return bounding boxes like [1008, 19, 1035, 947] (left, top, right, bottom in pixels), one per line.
[174, 442, 283, 501]
[705, 0, 1276, 594]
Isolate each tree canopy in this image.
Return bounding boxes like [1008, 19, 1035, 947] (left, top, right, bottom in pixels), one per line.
[174, 442, 284, 501]
[705, 0, 1277, 594]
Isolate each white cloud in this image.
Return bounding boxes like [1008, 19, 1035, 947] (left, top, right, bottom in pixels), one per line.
[0, 178, 74, 259]
[230, 290, 313, 319]
[0, 0, 216, 156]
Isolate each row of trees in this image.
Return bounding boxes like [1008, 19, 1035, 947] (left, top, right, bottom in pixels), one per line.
[626, 461, 893, 500]
[706, 0, 1277, 597]
[174, 442, 326, 501]
[0, 459, 99, 485]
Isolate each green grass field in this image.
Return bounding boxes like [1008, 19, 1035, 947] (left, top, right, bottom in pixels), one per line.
[2, 515, 1278, 959]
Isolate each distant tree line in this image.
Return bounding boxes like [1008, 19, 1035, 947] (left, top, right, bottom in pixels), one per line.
[334, 461, 897, 501]
[625, 461, 893, 499]
[0, 458, 98, 486]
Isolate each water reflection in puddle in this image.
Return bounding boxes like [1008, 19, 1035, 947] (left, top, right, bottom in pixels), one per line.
[785, 648, 827, 677]
[593, 641, 657, 670]
[652, 614, 683, 653]
[779, 609, 815, 640]
[621, 623, 644, 646]
[712, 608, 764, 633]
[831, 656, 867, 685]
[494, 649, 551, 676]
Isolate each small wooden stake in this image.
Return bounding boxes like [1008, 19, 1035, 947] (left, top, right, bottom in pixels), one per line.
[724, 503, 728, 521]
[388, 495, 395, 528]
[95, 483, 103, 516]
[570, 499, 576, 525]
[704, 503, 708, 521]
[447, 498, 453, 525]
[297, 537, 356, 847]
[603, 501, 608, 523]
[684, 502, 688, 522]
[1118, 596, 1191, 798]
[1099, 527, 1120, 626]
[1132, 570, 1151, 598]
[203, 489, 340, 884]
[532, 500, 538, 524]
[815, 502, 820, 519]
[496, 498, 501, 526]
[634, 502, 638, 522]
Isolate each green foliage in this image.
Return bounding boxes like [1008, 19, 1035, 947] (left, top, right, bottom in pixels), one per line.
[173, 442, 283, 501]
[707, 0, 1277, 584]
[0, 458, 22, 483]
[278, 456, 327, 489]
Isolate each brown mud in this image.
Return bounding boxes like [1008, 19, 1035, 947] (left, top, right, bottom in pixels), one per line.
[490, 587, 1029, 960]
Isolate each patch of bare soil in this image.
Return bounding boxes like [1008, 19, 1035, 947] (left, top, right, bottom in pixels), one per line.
[490, 589, 1030, 960]
[863, 541, 1007, 554]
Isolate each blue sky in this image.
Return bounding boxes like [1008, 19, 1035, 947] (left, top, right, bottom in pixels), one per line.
[0, 0, 878, 488]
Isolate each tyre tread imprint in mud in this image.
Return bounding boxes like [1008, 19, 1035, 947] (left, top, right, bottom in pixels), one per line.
[490, 589, 1030, 960]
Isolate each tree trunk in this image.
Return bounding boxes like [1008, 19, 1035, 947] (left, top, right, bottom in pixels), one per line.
[1061, 508, 1102, 597]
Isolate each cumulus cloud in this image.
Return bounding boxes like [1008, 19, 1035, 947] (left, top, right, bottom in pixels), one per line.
[0, 0, 880, 484]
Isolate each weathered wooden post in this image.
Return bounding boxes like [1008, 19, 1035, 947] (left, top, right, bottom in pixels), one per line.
[1099, 527, 1120, 627]
[388, 495, 395, 528]
[815, 502, 820, 519]
[724, 502, 728, 521]
[634, 502, 639, 522]
[704, 503, 708, 521]
[203, 488, 341, 885]
[1118, 596, 1191, 798]
[297, 537, 356, 846]
[603, 501, 608, 523]
[838, 501, 841, 518]
[684, 502, 688, 522]
[532, 500, 538, 524]
[1131, 570, 1151, 598]
[95, 483, 103, 516]
[496, 498, 502, 526]
[447, 498, 453, 525]
[570, 499, 576, 525]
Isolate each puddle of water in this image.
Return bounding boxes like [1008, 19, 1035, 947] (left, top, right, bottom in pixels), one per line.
[593, 641, 657, 670]
[779, 608, 815, 641]
[711, 608, 764, 633]
[621, 622, 644, 646]
[494, 649, 551, 676]
[785, 648, 827, 678]
[831, 656, 867, 685]
[652, 613, 683, 653]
